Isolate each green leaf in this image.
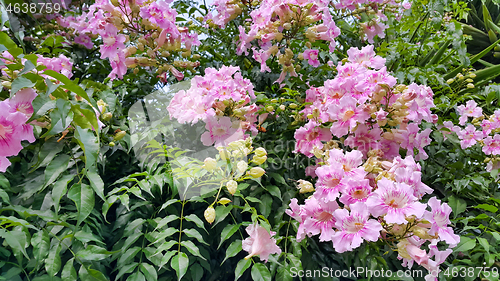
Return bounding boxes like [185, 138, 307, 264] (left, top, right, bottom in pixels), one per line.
[46, 245, 62, 276]
[31, 231, 50, 262]
[159, 251, 176, 269]
[67, 183, 95, 226]
[79, 267, 109, 281]
[477, 237, 490, 252]
[218, 224, 240, 249]
[76, 245, 114, 261]
[74, 127, 99, 171]
[448, 196, 467, 219]
[171, 252, 189, 281]
[182, 229, 208, 245]
[11, 76, 35, 96]
[128, 271, 145, 281]
[234, 258, 252, 281]
[222, 239, 242, 265]
[251, 263, 272, 281]
[454, 237, 477, 254]
[87, 171, 105, 201]
[43, 70, 94, 106]
[115, 263, 138, 280]
[214, 205, 232, 226]
[74, 231, 104, 244]
[259, 194, 273, 218]
[0, 188, 9, 203]
[0, 229, 29, 259]
[181, 240, 206, 260]
[265, 185, 282, 200]
[475, 204, 498, 213]
[44, 154, 71, 188]
[184, 214, 207, 233]
[139, 263, 157, 281]
[52, 174, 74, 214]
[118, 247, 142, 266]
[190, 263, 204, 281]
[61, 258, 77, 281]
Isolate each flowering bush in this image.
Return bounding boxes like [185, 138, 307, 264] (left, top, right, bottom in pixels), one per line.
[0, 0, 499, 280]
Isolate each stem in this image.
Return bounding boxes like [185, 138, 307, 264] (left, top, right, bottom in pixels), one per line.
[178, 200, 186, 252]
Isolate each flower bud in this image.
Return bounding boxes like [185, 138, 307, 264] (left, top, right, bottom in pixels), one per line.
[467, 83, 474, 89]
[252, 155, 267, 165]
[266, 105, 274, 112]
[283, 22, 292, 30]
[203, 157, 217, 171]
[204, 206, 216, 224]
[297, 180, 314, 193]
[114, 130, 126, 141]
[279, 105, 286, 111]
[227, 180, 238, 195]
[289, 103, 297, 109]
[248, 167, 265, 178]
[237, 161, 248, 174]
[109, 142, 115, 147]
[218, 198, 232, 205]
[254, 147, 267, 157]
[102, 112, 113, 121]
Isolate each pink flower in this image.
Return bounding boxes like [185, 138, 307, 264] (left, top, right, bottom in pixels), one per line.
[139, 1, 178, 37]
[252, 48, 271, 72]
[393, 166, 433, 199]
[314, 164, 345, 202]
[99, 34, 126, 60]
[328, 96, 369, 137]
[339, 178, 373, 206]
[331, 202, 382, 252]
[74, 34, 94, 49]
[344, 124, 382, 155]
[303, 49, 320, 67]
[483, 134, 500, 155]
[0, 156, 11, 172]
[300, 196, 339, 242]
[0, 101, 25, 157]
[457, 100, 482, 125]
[242, 223, 281, 262]
[285, 198, 308, 241]
[423, 197, 460, 247]
[294, 121, 332, 157]
[366, 178, 427, 224]
[200, 116, 243, 147]
[457, 125, 483, 149]
[347, 45, 385, 69]
[8, 88, 37, 143]
[360, 18, 387, 44]
[327, 149, 366, 178]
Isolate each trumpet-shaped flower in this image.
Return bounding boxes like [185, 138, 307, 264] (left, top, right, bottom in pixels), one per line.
[300, 196, 339, 242]
[457, 100, 482, 125]
[339, 178, 373, 206]
[331, 202, 382, 253]
[366, 178, 426, 224]
[423, 197, 460, 247]
[242, 223, 281, 262]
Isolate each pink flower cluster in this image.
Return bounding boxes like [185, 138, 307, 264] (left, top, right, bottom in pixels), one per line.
[0, 89, 37, 172]
[443, 100, 500, 172]
[167, 66, 262, 147]
[54, 0, 200, 80]
[287, 46, 456, 280]
[37, 54, 74, 79]
[286, 152, 459, 280]
[295, 45, 435, 161]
